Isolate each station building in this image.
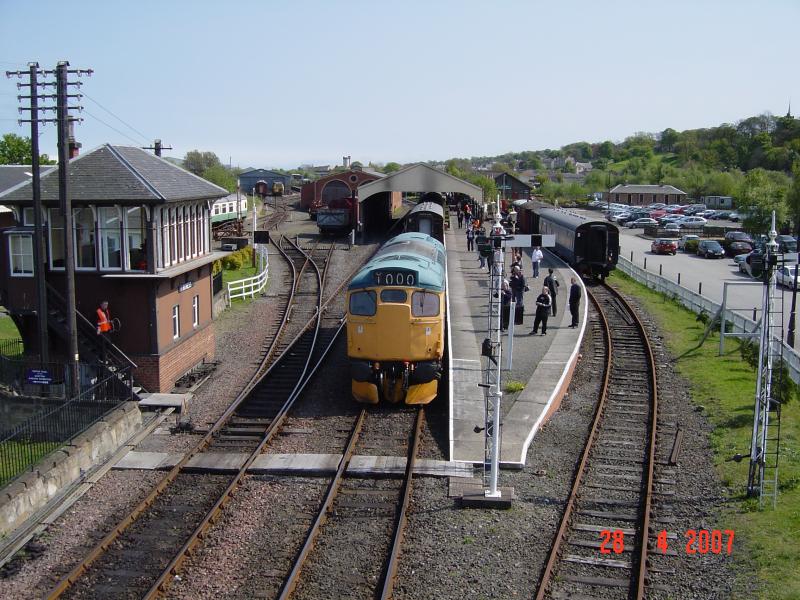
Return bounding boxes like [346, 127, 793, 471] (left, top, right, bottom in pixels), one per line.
[301, 168, 395, 214]
[493, 172, 533, 205]
[608, 183, 687, 206]
[0, 144, 229, 392]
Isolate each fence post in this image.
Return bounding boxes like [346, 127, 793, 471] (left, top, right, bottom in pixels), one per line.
[698, 282, 702, 295]
[644, 258, 647, 270]
[659, 264, 663, 276]
[630, 250, 633, 262]
[678, 273, 681, 285]
[753, 307, 757, 321]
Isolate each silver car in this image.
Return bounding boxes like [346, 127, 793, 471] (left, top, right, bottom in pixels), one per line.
[776, 265, 799, 289]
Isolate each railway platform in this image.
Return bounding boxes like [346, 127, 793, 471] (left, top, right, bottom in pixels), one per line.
[447, 224, 586, 467]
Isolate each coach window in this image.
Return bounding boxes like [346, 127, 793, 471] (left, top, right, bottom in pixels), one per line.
[411, 291, 439, 317]
[349, 291, 377, 316]
[380, 289, 407, 303]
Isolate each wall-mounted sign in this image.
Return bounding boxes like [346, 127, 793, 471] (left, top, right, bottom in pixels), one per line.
[26, 368, 52, 385]
[178, 281, 194, 293]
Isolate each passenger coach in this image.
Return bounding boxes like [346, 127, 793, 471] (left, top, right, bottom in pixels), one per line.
[346, 232, 446, 404]
[518, 202, 619, 278]
[405, 201, 444, 242]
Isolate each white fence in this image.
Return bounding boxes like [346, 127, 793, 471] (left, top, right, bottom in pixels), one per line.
[227, 245, 269, 305]
[617, 256, 800, 384]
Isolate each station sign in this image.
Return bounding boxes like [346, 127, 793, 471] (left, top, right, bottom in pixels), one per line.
[26, 368, 52, 385]
[178, 281, 194, 293]
[253, 230, 271, 244]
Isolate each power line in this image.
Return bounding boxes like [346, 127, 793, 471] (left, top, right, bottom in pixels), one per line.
[82, 108, 145, 146]
[82, 92, 150, 144]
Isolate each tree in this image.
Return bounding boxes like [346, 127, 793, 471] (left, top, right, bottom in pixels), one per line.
[740, 168, 787, 233]
[200, 164, 237, 192]
[383, 162, 401, 174]
[659, 128, 679, 153]
[597, 141, 615, 160]
[0, 133, 54, 165]
[184, 150, 221, 175]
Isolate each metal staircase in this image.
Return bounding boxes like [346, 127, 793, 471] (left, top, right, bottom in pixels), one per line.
[45, 283, 142, 400]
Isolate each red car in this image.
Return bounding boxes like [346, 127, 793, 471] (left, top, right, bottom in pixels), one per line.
[651, 238, 678, 255]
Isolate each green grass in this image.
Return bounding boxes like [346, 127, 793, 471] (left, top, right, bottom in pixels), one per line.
[1, 440, 57, 486]
[0, 315, 20, 341]
[221, 264, 258, 286]
[608, 271, 800, 600]
[504, 380, 525, 393]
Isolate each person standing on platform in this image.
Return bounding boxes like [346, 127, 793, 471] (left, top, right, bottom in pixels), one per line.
[466, 226, 475, 251]
[530, 287, 551, 335]
[544, 268, 559, 316]
[509, 266, 527, 306]
[531, 246, 543, 278]
[457, 210, 464, 229]
[569, 277, 581, 328]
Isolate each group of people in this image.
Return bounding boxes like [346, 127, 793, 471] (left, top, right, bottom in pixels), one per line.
[463, 219, 582, 334]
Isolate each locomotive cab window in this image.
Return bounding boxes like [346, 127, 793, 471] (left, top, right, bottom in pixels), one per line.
[380, 289, 407, 303]
[411, 291, 439, 317]
[350, 290, 377, 316]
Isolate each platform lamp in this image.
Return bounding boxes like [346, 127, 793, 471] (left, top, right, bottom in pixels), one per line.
[508, 209, 517, 235]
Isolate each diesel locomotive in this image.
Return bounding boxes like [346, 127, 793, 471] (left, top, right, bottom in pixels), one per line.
[346, 232, 446, 404]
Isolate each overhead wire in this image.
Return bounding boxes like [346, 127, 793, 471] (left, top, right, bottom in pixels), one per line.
[82, 109, 145, 146]
[82, 92, 151, 145]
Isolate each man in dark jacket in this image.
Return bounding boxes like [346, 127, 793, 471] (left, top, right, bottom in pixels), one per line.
[569, 277, 581, 327]
[530, 287, 551, 335]
[544, 268, 559, 316]
[509, 266, 527, 306]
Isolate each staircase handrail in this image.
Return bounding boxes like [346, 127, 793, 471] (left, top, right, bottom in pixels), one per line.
[45, 283, 138, 370]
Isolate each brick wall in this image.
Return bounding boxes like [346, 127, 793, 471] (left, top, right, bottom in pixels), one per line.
[132, 322, 214, 392]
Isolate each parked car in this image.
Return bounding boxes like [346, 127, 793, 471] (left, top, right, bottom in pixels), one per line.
[728, 212, 741, 222]
[647, 203, 667, 209]
[651, 238, 678, 255]
[610, 212, 632, 223]
[679, 216, 708, 228]
[739, 249, 765, 277]
[777, 265, 799, 289]
[711, 210, 732, 220]
[627, 217, 658, 228]
[696, 210, 717, 218]
[725, 230, 753, 244]
[659, 214, 682, 225]
[697, 240, 725, 258]
[664, 222, 681, 234]
[677, 234, 700, 250]
[776, 235, 797, 254]
[727, 241, 753, 257]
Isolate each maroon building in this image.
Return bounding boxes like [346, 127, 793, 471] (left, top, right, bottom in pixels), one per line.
[0, 144, 229, 392]
[301, 168, 389, 215]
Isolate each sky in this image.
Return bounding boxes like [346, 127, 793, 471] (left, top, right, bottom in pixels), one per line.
[1, 0, 798, 170]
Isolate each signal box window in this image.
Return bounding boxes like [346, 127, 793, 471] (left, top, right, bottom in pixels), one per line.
[172, 305, 180, 339]
[349, 291, 377, 316]
[9, 234, 33, 276]
[411, 291, 439, 317]
[380, 289, 407, 303]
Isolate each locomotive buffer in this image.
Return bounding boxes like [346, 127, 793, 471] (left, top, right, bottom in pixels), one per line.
[466, 233, 554, 508]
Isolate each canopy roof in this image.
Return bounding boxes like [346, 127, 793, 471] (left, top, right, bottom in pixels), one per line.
[357, 163, 482, 203]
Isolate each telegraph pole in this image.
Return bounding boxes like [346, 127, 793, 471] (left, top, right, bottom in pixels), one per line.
[56, 61, 92, 394]
[143, 139, 172, 157]
[6, 62, 56, 365]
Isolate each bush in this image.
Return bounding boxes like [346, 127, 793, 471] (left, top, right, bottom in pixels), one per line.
[504, 380, 525, 393]
[212, 260, 222, 275]
[222, 254, 243, 270]
[684, 239, 700, 253]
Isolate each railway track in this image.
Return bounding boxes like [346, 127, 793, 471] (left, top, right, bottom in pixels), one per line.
[278, 407, 425, 600]
[537, 283, 658, 600]
[47, 237, 333, 600]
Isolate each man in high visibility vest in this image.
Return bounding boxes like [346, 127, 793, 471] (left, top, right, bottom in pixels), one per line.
[96, 300, 112, 335]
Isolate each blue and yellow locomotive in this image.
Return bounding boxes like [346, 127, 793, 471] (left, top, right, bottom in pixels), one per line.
[346, 232, 446, 404]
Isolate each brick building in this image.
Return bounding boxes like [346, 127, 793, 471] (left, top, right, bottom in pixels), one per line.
[608, 184, 687, 206]
[0, 144, 229, 392]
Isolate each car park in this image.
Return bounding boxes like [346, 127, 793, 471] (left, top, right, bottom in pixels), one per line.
[647, 203, 667, 210]
[696, 209, 717, 218]
[679, 216, 708, 228]
[777, 265, 799, 289]
[725, 230, 753, 245]
[677, 234, 700, 250]
[664, 222, 681, 234]
[609, 212, 632, 223]
[697, 239, 725, 258]
[651, 238, 678, 255]
[627, 217, 658, 228]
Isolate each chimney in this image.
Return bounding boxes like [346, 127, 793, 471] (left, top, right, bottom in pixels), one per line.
[67, 119, 81, 158]
[343, 155, 351, 168]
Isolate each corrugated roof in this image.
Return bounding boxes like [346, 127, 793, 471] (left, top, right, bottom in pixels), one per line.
[0, 144, 228, 205]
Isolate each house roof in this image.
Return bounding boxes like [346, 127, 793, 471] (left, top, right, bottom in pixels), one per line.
[493, 171, 532, 189]
[609, 183, 686, 195]
[0, 165, 33, 194]
[239, 168, 288, 177]
[0, 145, 228, 205]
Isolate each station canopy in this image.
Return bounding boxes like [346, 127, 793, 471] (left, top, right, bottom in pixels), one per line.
[356, 163, 483, 203]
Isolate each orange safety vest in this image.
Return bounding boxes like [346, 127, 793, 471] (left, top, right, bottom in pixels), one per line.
[97, 307, 112, 333]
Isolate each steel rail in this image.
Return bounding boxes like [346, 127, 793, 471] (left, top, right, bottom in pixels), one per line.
[380, 407, 425, 600]
[142, 239, 331, 598]
[535, 282, 658, 600]
[276, 409, 368, 600]
[46, 238, 323, 599]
